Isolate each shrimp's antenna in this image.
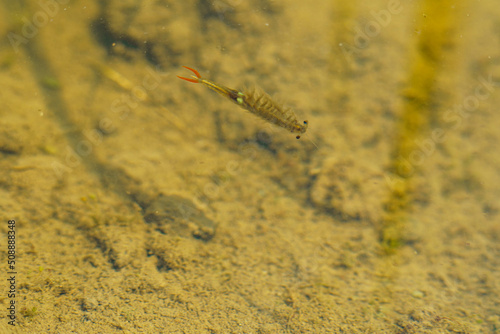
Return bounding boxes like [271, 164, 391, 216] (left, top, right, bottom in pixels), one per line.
[304, 132, 319, 150]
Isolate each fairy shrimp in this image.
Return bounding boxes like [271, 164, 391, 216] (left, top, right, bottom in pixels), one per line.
[177, 66, 309, 139]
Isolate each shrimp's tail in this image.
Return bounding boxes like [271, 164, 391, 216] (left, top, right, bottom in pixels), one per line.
[177, 66, 202, 83]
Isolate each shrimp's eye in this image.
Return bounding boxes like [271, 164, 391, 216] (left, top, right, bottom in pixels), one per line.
[296, 135, 301, 139]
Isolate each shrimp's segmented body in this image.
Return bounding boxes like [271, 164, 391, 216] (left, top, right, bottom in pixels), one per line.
[178, 66, 308, 139]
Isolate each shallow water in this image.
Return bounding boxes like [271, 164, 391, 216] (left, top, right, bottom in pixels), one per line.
[1, 0, 499, 332]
